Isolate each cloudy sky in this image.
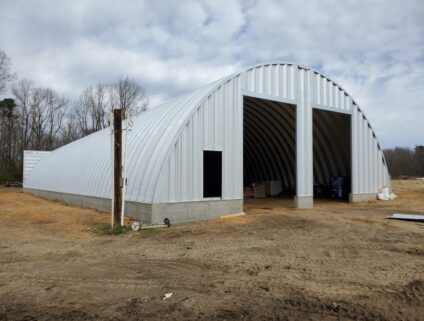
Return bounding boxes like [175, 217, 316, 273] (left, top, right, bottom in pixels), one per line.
[0, 0, 423, 148]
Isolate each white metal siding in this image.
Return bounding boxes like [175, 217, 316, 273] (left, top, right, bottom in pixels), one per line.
[351, 103, 390, 194]
[23, 150, 51, 184]
[243, 64, 297, 103]
[154, 76, 243, 203]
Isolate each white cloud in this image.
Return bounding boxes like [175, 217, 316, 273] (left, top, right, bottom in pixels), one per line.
[0, 0, 423, 147]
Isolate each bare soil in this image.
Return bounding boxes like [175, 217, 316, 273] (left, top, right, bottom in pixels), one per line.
[0, 180, 423, 321]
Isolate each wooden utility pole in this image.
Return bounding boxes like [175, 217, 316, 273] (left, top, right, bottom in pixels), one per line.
[113, 109, 122, 227]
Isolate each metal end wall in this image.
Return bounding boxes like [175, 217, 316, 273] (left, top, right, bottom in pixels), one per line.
[23, 150, 51, 183]
[240, 63, 389, 197]
[154, 76, 244, 202]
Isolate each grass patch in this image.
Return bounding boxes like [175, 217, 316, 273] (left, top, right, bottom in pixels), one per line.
[91, 222, 130, 235]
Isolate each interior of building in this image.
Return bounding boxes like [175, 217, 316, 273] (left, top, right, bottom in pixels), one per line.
[243, 96, 351, 203]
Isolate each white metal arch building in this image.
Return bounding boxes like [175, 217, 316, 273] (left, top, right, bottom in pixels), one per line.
[24, 62, 390, 223]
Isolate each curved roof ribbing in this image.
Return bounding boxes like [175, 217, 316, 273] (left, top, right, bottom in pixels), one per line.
[25, 79, 225, 202]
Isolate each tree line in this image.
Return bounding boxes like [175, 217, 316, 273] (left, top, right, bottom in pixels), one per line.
[383, 146, 424, 178]
[0, 50, 148, 182]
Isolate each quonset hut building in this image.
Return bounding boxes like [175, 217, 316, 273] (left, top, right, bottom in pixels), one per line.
[24, 63, 391, 223]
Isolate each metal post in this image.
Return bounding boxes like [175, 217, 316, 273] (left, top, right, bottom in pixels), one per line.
[295, 67, 313, 208]
[112, 109, 122, 227]
[120, 110, 129, 226]
[110, 112, 114, 226]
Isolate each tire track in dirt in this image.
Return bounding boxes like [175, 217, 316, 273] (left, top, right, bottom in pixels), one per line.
[4, 274, 163, 288]
[116, 294, 391, 321]
[390, 279, 424, 305]
[2, 258, 214, 292]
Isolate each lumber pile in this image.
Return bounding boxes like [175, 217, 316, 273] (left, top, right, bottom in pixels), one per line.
[244, 183, 266, 198]
[254, 184, 266, 198]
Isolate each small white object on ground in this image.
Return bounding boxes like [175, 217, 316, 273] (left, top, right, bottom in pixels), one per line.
[377, 186, 397, 201]
[131, 221, 141, 231]
[163, 292, 173, 300]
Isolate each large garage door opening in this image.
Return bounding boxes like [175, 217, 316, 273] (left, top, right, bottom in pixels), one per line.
[313, 109, 351, 201]
[243, 96, 296, 202]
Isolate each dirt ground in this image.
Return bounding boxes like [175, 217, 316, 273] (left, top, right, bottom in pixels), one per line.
[0, 180, 423, 321]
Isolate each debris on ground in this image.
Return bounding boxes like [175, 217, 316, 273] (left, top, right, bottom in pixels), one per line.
[378, 185, 397, 200]
[388, 213, 424, 222]
[162, 293, 173, 300]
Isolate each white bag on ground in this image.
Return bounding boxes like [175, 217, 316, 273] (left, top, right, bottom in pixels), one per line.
[377, 186, 397, 201]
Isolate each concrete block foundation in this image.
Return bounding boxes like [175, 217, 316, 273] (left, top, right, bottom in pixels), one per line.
[349, 193, 377, 203]
[24, 189, 243, 224]
[294, 196, 313, 208]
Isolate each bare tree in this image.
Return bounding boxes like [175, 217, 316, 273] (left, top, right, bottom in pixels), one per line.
[1, 56, 150, 182]
[0, 98, 18, 174]
[0, 50, 15, 95]
[60, 109, 82, 145]
[72, 95, 91, 136]
[84, 83, 108, 130]
[11, 80, 67, 161]
[109, 76, 148, 116]
[415, 145, 424, 177]
[66, 76, 148, 142]
[12, 79, 34, 155]
[44, 88, 67, 149]
[30, 88, 51, 149]
[384, 147, 420, 178]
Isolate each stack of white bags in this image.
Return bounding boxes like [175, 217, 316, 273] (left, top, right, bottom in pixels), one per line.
[377, 186, 397, 201]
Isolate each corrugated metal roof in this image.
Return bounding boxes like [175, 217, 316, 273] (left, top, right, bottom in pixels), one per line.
[24, 78, 229, 203]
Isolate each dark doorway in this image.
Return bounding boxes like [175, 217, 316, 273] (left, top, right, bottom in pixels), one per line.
[243, 96, 296, 197]
[203, 151, 222, 198]
[313, 109, 351, 200]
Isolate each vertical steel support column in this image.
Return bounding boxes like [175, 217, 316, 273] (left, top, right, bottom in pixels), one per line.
[295, 67, 313, 208]
[236, 75, 244, 200]
[350, 103, 359, 202]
